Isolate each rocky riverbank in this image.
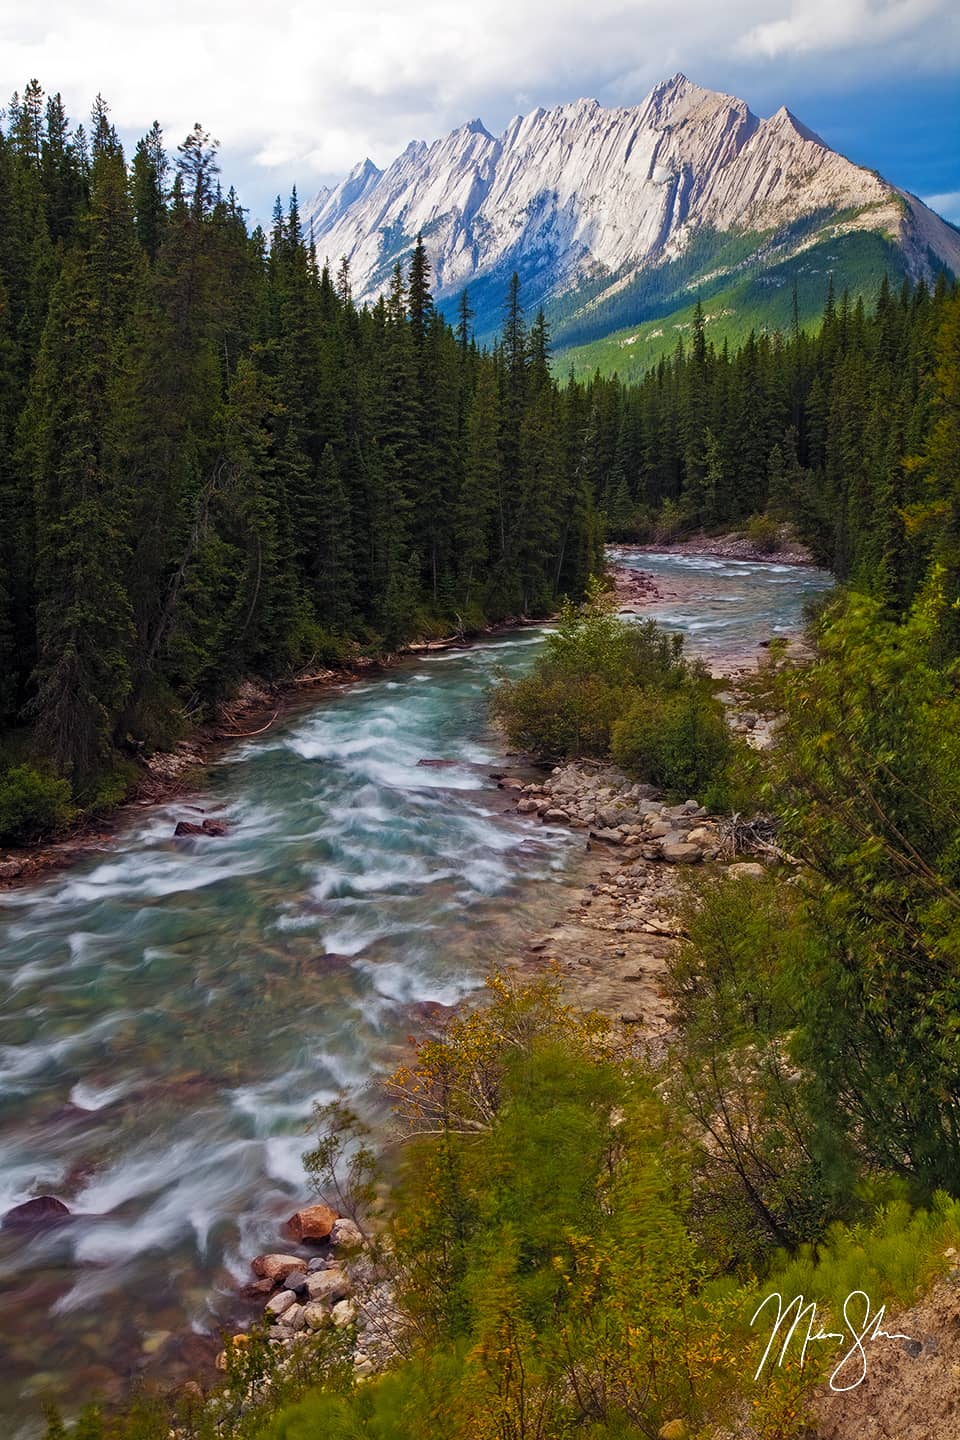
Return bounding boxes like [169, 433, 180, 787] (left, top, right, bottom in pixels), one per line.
[224, 1212, 403, 1385]
[615, 527, 816, 566]
[498, 759, 773, 1052]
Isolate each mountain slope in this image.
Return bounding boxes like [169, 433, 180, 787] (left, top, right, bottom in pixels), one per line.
[303, 75, 960, 366]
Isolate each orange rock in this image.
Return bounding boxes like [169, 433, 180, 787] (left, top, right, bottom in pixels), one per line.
[251, 1253, 307, 1283]
[285, 1202, 338, 1242]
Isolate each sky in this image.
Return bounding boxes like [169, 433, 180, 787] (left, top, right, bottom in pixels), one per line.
[2, 0, 959, 229]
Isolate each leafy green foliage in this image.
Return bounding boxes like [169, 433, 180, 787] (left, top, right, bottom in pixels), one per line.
[667, 875, 845, 1271]
[491, 581, 686, 760]
[611, 677, 732, 798]
[0, 763, 74, 843]
[770, 585, 960, 1193]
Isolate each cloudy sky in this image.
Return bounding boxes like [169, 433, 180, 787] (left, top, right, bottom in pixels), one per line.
[3, 0, 959, 227]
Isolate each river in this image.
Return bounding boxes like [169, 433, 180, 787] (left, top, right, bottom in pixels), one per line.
[0, 553, 832, 1432]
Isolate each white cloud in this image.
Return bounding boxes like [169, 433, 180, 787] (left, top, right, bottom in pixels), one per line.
[737, 0, 945, 59]
[923, 190, 960, 223]
[1, 0, 957, 217]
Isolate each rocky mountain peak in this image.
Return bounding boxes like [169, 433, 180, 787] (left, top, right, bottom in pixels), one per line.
[302, 75, 960, 343]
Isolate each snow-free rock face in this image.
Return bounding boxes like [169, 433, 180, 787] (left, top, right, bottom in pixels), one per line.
[303, 74, 960, 344]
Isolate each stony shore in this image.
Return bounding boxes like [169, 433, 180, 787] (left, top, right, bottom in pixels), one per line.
[498, 759, 770, 1046]
[615, 529, 816, 566]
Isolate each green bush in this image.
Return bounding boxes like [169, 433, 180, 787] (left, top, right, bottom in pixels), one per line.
[491, 580, 686, 760]
[611, 677, 732, 796]
[0, 764, 75, 844]
[746, 515, 782, 554]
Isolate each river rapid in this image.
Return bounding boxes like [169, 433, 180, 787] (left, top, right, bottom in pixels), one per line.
[0, 553, 831, 1432]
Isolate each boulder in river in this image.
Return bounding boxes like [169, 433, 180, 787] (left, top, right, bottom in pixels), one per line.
[2, 1195, 72, 1230]
[286, 1202, 339, 1242]
[173, 817, 229, 838]
[416, 759, 460, 768]
[251, 1253, 309, 1283]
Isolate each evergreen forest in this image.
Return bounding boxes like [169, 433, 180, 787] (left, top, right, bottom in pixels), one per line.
[2, 83, 959, 841]
[0, 85, 602, 830]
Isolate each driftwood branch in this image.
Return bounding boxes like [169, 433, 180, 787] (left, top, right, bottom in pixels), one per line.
[217, 708, 280, 739]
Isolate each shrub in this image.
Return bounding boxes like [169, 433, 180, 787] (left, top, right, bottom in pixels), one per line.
[491, 580, 686, 760]
[611, 677, 732, 797]
[0, 764, 75, 844]
[491, 669, 630, 759]
[746, 515, 782, 554]
[666, 875, 842, 1270]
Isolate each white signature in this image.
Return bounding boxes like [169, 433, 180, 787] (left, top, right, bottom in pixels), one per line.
[751, 1291, 915, 1392]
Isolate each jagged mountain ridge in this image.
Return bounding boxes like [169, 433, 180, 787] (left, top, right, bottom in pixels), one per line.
[304, 74, 960, 356]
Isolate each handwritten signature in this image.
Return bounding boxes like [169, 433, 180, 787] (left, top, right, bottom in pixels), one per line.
[750, 1291, 914, 1392]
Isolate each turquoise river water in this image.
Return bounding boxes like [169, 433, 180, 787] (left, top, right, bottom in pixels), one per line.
[0, 553, 831, 1432]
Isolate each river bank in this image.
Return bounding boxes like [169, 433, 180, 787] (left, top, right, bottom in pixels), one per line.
[616, 527, 817, 566]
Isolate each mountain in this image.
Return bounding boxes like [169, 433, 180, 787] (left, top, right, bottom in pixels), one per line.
[303, 75, 960, 373]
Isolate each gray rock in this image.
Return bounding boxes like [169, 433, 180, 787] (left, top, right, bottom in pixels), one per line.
[265, 1289, 297, 1318]
[329, 1218, 364, 1249]
[726, 862, 766, 880]
[590, 827, 624, 844]
[302, 1302, 329, 1331]
[280, 1303, 306, 1331]
[331, 1298, 357, 1328]
[662, 842, 703, 864]
[542, 808, 570, 823]
[645, 819, 672, 838]
[304, 1267, 350, 1304]
[283, 1270, 309, 1294]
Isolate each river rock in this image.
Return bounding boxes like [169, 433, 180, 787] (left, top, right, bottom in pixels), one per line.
[644, 819, 672, 838]
[173, 817, 229, 837]
[282, 1269, 309, 1295]
[726, 862, 766, 880]
[302, 1301, 330, 1331]
[590, 827, 624, 844]
[542, 808, 570, 823]
[251, 1253, 308, 1283]
[331, 1298, 358, 1328]
[417, 758, 459, 768]
[329, 1218, 364, 1250]
[2, 1195, 71, 1229]
[0, 859, 24, 880]
[304, 1266, 350, 1304]
[242, 1277, 276, 1298]
[286, 1202, 338, 1242]
[265, 1289, 297, 1318]
[280, 1303, 306, 1331]
[661, 842, 703, 864]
